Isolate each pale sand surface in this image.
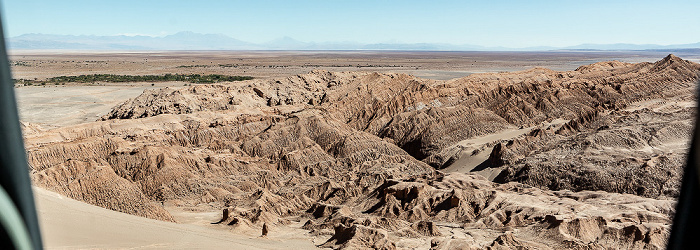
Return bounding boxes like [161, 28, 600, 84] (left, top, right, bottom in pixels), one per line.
[15, 83, 184, 128]
[444, 119, 568, 179]
[35, 188, 317, 249]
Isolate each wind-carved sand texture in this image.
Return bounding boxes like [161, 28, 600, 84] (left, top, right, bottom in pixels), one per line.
[21, 54, 700, 249]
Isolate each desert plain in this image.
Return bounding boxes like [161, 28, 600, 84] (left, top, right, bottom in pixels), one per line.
[10, 50, 700, 249]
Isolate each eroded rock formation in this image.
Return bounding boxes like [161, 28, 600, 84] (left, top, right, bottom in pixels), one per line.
[25, 55, 700, 248]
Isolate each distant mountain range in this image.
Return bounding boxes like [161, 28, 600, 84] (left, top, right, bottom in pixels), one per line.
[7, 32, 700, 51]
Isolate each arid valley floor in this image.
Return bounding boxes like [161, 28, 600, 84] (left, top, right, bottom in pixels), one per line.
[10, 50, 700, 249]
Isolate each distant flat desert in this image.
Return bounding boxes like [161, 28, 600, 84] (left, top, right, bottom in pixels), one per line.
[12, 50, 700, 128]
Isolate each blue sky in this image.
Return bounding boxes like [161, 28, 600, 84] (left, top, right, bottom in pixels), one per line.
[1, 0, 699, 48]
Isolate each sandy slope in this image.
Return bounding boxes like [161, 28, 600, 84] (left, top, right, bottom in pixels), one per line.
[443, 119, 568, 179]
[15, 83, 182, 128]
[34, 188, 316, 249]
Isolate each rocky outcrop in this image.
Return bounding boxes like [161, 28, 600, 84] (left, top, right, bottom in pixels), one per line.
[491, 100, 693, 198]
[103, 55, 699, 171]
[24, 55, 700, 249]
[303, 172, 673, 249]
[27, 109, 435, 225]
[321, 224, 396, 250]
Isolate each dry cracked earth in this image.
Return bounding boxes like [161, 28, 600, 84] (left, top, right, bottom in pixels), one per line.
[22, 54, 700, 249]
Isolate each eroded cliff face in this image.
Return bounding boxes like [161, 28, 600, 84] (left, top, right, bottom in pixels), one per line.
[25, 55, 700, 249]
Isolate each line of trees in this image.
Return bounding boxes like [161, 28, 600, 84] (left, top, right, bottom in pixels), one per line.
[15, 74, 254, 84]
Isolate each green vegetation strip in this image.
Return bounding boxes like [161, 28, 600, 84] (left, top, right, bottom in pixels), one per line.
[15, 74, 253, 84]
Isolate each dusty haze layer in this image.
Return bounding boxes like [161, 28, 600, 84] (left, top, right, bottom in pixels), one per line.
[13, 52, 700, 249]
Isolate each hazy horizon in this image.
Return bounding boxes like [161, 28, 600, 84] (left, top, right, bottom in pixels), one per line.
[2, 0, 700, 48]
[7, 31, 700, 51]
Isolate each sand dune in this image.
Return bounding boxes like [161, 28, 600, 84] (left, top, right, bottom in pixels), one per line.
[35, 188, 315, 249]
[14, 83, 182, 128]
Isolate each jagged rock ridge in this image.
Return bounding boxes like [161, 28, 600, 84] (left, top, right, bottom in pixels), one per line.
[24, 55, 700, 249]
